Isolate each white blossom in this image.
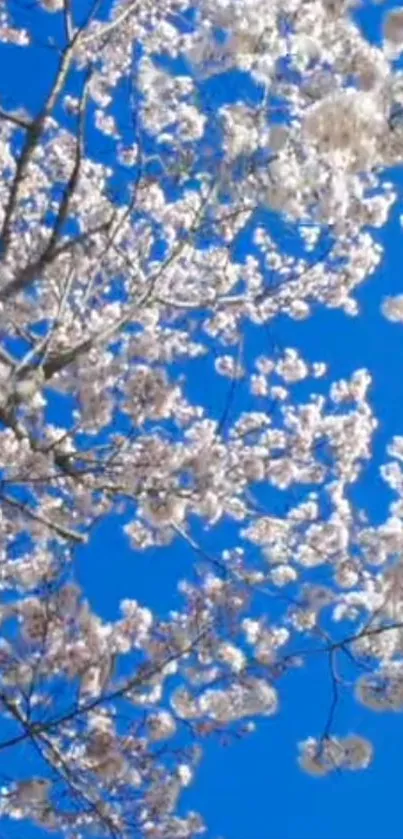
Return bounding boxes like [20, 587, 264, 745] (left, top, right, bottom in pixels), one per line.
[382, 295, 403, 322]
[383, 8, 403, 49]
[298, 735, 373, 776]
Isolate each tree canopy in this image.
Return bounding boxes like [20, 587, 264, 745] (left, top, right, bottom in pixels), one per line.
[0, 0, 402, 836]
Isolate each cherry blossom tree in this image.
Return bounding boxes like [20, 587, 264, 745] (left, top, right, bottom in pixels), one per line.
[0, 0, 402, 835]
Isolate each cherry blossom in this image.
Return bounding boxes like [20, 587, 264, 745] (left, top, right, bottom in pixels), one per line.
[0, 0, 401, 835]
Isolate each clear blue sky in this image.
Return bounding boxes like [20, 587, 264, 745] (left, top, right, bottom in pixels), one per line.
[2, 2, 403, 839]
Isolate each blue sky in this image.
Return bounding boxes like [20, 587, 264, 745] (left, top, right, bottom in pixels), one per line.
[2, 1, 403, 838]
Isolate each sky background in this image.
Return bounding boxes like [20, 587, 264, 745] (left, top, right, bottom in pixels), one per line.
[2, 1, 403, 838]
